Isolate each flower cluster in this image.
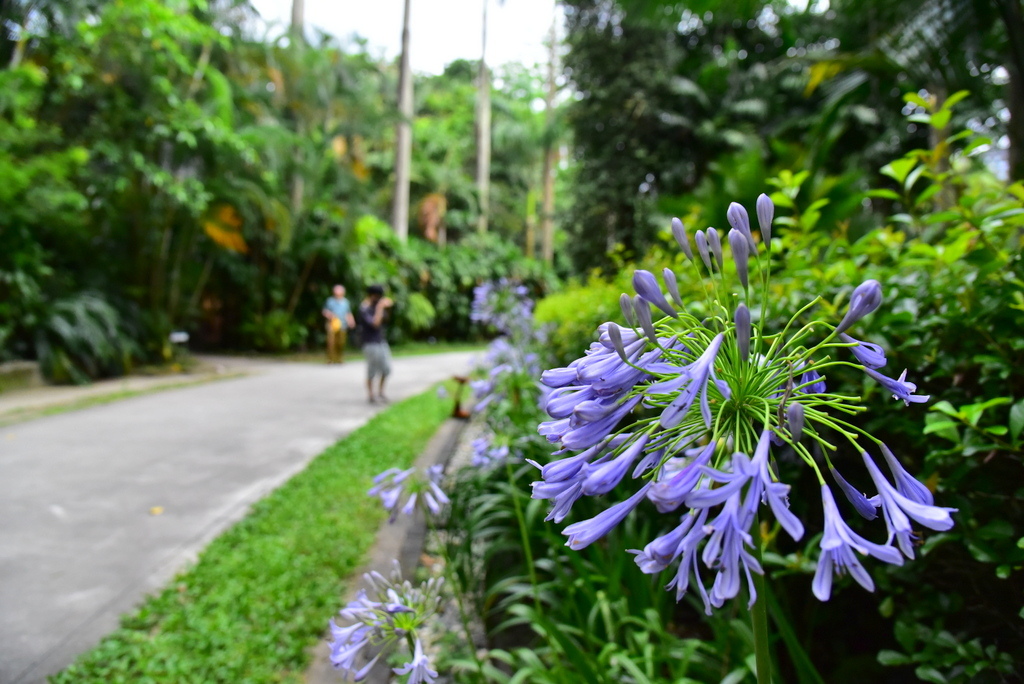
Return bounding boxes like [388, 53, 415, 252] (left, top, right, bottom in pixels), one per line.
[533, 194, 955, 609]
[471, 431, 514, 468]
[471, 278, 534, 337]
[368, 465, 450, 522]
[470, 337, 542, 413]
[328, 562, 443, 683]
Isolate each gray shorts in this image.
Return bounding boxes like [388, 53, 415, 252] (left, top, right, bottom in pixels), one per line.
[364, 342, 392, 379]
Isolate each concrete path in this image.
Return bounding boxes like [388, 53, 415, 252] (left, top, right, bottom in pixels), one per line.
[0, 352, 474, 684]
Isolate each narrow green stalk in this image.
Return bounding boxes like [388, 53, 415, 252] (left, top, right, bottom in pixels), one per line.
[430, 517, 486, 682]
[750, 514, 773, 684]
[505, 459, 542, 612]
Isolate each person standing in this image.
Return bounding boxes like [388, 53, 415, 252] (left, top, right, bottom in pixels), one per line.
[322, 284, 355, 364]
[359, 284, 394, 403]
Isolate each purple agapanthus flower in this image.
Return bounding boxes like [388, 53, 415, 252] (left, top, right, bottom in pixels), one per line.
[729, 228, 750, 288]
[563, 483, 653, 549]
[835, 279, 883, 335]
[726, 202, 757, 250]
[652, 333, 727, 429]
[879, 443, 933, 505]
[812, 485, 904, 601]
[664, 507, 713, 612]
[328, 618, 378, 679]
[526, 191, 950, 615]
[862, 451, 955, 558]
[864, 368, 930, 406]
[471, 433, 512, 468]
[633, 269, 677, 318]
[671, 217, 694, 261]
[830, 466, 879, 520]
[839, 333, 887, 369]
[647, 441, 715, 513]
[368, 465, 450, 521]
[393, 638, 438, 684]
[702, 492, 762, 609]
[756, 193, 774, 245]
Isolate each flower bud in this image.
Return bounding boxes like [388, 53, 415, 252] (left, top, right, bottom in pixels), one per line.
[835, 279, 883, 335]
[728, 228, 750, 289]
[830, 466, 878, 520]
[607, 321, 629, 363]
[756, 193, 774, 246]
[734, 303, 750, 362]
[671, 217, 693, 261]
[787, 402, 805, 443]
[726, 202, 756, 250]
[620, 293, 636, 328]
[632, 269, 677, 318]
[663, 268, 683, 308]
[694, 230, 713, 272]
[706, 227, 723, 271]
[633, 295, 659, 346]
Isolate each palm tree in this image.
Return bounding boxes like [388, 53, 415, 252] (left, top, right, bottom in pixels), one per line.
[393, 0, 413, 240]
[476, 0, 492, 233]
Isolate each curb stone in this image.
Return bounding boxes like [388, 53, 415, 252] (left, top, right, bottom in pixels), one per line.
[304, 418, 467, 684]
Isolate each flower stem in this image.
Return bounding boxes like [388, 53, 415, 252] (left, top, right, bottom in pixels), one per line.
[429, 516, 486, 682]
[750, 514, 773, 684]
[505, 459, 542, 611]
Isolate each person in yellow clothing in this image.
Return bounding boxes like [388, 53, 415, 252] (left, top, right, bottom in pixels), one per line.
[322, 284, 356, 363]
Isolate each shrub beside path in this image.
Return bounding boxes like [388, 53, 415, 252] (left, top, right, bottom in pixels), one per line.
[0, 351, 474, 684]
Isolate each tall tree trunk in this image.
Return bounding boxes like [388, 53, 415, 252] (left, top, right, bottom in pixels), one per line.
[540, 16, 558, 264]
[291, 0, 305, 38]
[392, 0, 413, 241]
[290, 0, 306, 223]
[525, 189, 537, 258]
[476, 0, 492, 234]
[997, 0, 1024, 180]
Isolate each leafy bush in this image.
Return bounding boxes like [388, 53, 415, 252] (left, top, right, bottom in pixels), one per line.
[34, 293, 136, 384]
[534, 274, 623, 366]
[457, 99, 1024, 684]
[336, 215, 556, 345]
[241, 309, 309, 353]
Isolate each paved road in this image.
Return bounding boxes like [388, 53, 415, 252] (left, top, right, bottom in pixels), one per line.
[0, 352, 474, 684]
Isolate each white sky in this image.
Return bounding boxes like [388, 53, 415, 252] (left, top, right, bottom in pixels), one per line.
[248, 0, 561, 75]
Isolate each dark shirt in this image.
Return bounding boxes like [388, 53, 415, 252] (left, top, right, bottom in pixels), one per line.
[359, 300, 386, 344]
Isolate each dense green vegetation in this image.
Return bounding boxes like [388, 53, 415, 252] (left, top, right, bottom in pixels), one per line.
[0, 0, 555, 381]
[51, 384, 453, 683]
[469, 99, 1024, 683]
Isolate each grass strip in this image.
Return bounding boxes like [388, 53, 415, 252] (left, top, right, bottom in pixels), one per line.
[51, 385, 454, 684]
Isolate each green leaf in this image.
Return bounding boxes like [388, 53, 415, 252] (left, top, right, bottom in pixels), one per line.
[943, 90, 971, 110]
[878, 650, 911, 666]
[904, 164, 925, 192]
[916, 665, 949, 684]
[996, 565, 1012, 579]
[1010, 400, 1024, 441]
[903, 92, 929, 108]
[880, 158, 917, 185]
[867, 188, 902, 200]
[963, 136, 992, 155]
[930, 109, 951, 130]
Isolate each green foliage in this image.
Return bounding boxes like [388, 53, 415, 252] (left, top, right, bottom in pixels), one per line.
[1, 1, 555, 373]
[459, 100, 1024, 684]
[50, 386, 454, 684]
[34, 292, 136, 384]
[534, 274, 624, 365]
[241, 309, 309, 353]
